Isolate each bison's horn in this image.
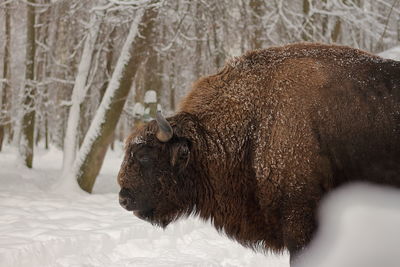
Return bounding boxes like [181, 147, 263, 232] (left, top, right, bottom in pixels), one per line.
[156, 111, 173, 142]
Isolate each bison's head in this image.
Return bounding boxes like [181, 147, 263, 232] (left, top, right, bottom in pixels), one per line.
[117, 112, 193, 227]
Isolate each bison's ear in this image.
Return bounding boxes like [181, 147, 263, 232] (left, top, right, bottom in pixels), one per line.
[170, 141, 190, 170]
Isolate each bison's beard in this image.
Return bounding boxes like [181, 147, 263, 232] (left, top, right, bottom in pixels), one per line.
[133, 209, 154, 221]
[133, 206, 187, 229]
[133, 209, 171, 228]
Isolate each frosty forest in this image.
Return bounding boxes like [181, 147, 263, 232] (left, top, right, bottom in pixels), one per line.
[1, 0, 400, 266]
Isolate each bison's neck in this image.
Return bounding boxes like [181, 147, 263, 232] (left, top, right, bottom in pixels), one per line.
[172, 111, 249, 165]
[172, 112, 283, 251]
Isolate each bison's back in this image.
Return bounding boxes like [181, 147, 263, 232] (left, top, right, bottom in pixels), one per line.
[180, 43, 400, 188]
[258, 45, 400, 188]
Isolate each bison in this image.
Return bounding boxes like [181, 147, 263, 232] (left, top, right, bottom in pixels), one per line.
[117, 43, 400, 264]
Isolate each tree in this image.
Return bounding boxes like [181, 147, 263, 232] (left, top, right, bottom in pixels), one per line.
[65, 2, 160, 193]
[302, 0, 313, 41]
[61, 6, 104, 175]
[19, 0, 36, 168]
[249, 0, 264, 49]
[33, 0, 52, 150]
[0, 1, 11, 151]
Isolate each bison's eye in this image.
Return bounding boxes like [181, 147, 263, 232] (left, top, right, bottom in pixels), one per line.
[179, 146, 189, 158]
[134, 147, 154, 166]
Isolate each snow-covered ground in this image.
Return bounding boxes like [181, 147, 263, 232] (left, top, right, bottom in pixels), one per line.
[0, 145, 288, 267]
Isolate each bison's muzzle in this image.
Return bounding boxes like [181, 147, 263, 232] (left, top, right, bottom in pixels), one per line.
[119, 188, 136, 211]
[119, 188, 156, 222]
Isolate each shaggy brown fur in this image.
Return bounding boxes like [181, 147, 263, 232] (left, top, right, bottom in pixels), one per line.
[118, 43, 400, 264]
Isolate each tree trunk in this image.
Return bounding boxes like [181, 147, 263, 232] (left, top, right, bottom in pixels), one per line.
[249, 0, 263, 49]
[143, 16, 162, 119]
[211, 11, 222, 69]
[44, 113, 49, 149]
[35, 0, 51, 149]
[99, 27, 117, 102]
[331, 19, 341, 43]
[20, 0, 36, 168]
[62, 9, 104, 174]
[74, 4, 159, 193]
[193, 1, 203, 78]
[0, 2, 11, 151]
[302, 0, 313, 41]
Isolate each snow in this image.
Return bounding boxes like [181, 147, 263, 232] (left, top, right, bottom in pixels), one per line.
[132, 102, 145, 117]
[144, 90, 157, 104]
[296, 184, 400, 267]
[378, 46, 400, 60]
[0, 145, 288, 267]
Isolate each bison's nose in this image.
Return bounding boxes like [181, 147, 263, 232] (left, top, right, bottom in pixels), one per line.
[119, 188, 135, 211]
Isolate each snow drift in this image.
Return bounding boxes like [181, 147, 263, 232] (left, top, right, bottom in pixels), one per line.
[296, 183, 400, 267]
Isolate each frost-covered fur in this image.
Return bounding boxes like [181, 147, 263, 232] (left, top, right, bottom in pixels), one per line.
[118, 43, 400, 262]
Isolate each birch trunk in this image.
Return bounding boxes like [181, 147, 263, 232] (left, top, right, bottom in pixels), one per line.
[0, 2, 11, 151]
[61, 9, 103, 175]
